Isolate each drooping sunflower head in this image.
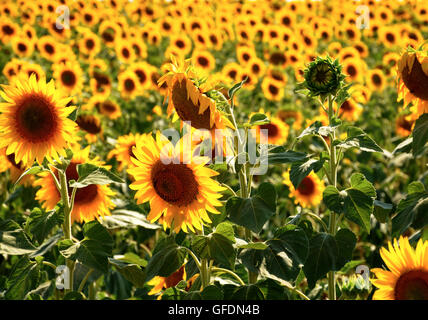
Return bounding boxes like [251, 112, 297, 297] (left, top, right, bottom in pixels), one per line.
[35, 146, 116, 224]
[0, 74, 78, 167]
[371, 237, 428, 300]
[282, 170, 325, 208]
[127, 132, 225, 233]
[397, 46, 428, 116]
[158, 56, 233, 131]
[302, 56, 346, 98]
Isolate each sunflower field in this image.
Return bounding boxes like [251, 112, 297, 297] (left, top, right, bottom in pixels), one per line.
[0, 0, 427, 304]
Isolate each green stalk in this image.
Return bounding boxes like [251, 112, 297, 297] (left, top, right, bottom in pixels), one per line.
[327, 94, 337, 300]
[58, 169, 75, 293]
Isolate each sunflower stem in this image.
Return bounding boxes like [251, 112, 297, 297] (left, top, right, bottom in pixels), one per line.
[211, 267, 245, 286]
[326, 94, 338, 300]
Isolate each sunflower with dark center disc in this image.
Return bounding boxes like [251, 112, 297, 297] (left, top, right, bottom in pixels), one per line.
[35, 146, 116, 224]
[0, 74, 78, 166]
[127, 132, 225, 233]
[282, 170, 325, 208]
[108, 132, 145, 171]
[371, 237, 428, 300]
[397, 45, 428, 116]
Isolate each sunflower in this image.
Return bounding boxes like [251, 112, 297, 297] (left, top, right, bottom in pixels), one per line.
[127, 133, 225, 233]
[169, 34, 192, 56]
[371, 237, 428, 300]
[158, 56, 233, 131]
[90, 71, 112, 98]
[248, 57, 266, 79]
[21, 62, 46, 82]
[108, 132, 145, 172]
[0, 18, 18, 43]
[397, 48, 428, 116]
[0, 74, 77, 167]
[395, 114, 416, 138]
[367, 69, 386, 92]
[0, 148, 33, 186]
[37, 36, 58, 61]
[115, 39, 136, 64]
[76, 114, 102, 143]
[338, 99, 363, 122]
[35, 146, 116, 224]
[118, 70, 141, 100]
[342, 58, 365, 83]
[261, 78, 284, 102]
[276, 109, 303, 131]
[78, 30, 100, 57]
[53, 61, 83, 96]
[282, 170, 325, 208]
[98, 100, 122, 120]
[222, 62, 242, 84]
[11, 35, 34, 57]
[192, 50, 216, 73]
[251, 109, 289, 146]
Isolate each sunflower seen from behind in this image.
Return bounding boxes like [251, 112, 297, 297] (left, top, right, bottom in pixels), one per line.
[0, 74, 78, 167]
[371, 237, 428, 300]
[128, 132, 225, 233]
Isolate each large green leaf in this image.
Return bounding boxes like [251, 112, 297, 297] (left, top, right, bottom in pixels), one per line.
[5, 256, 40, 300]
[267, 150, 308, 164]
[59, 221, 113, 273]
[0, 229, 37, 255]
[231, 284, 264, 300]
[335, 127, 383, 153]
[297, 121, 338, 139]
[69, 163, 124, 188]
[303, 232, 337, 288]
[412, 113, 428, 155]
[27, 207, 63, 244]
[226, 182, 276, 233]
[191, 223, 236, 268]
[100, 209, 160, 230]
[108, 258, 146, 288]
[335, 229, 357, 270]
[145, 244, 187, 281]
[392, 182, 428, 236]
[289, 157, 325, 190]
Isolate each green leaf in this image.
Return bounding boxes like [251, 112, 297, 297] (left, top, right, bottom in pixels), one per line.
[59, 221, 113, 273]
[238, 242, 268, 250]
[247, 113, 270, 127]
[201, 285, 224, 300]
[231, 284, 264, 300]
[14, 166, 45, 188]
[297, 121, 338, 139]
[145, 244, 186, 281]
[228, 77, 248, 100]
[303, 232, 338, 289]
[392, 137, 413, 154]
[267, 150, 308, 164]
[27, 207, 63, 243]
[335, 127, 383, 153]
[289, 157, 325, 190]
[108, 258, 146, 288]
[5, 256, 40, 300]
[226, 182, 276, 233]
[191, 231, 236, 269]
[323, 185, 344, 213]
[412, 113, 428, 155]
[392, 184, 428, 237]
[100, 209, 160, 230]
[0, 229, 36, 255]
[373, 200, 393, 223]
[29, 230, 63, 258]
[63, 291, 85, 300]
[214, 221, 235, 243]
[335, 229, 357, 270]
[69, 163, 124, 188]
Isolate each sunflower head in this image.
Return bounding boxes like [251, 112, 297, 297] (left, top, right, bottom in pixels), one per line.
[302, 56, 346, 98]
[397, 45, 428, 115]
[0, 74, 78, 166]
[371, 237, 428, 300]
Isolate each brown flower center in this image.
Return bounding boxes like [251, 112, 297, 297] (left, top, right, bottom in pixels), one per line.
[269, 52, 287, 66]
[151, 160, 199, 207]
[394, 270, 428, 300]
[401, 54, 428, 100]
[85, 39, 95, 50]
[260, 123, 279, 138]
[124, 79, 135, 92]
[15, 93, 58, 143]
[101, 101, 117, 114]
[61, 70, 77, 87]
[297, 177, 316, 196]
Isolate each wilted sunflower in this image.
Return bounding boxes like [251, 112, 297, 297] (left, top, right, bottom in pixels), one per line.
[158, 56, 233, 131]
[397, 47, 428, 116]
[127, 133, 225, 233]
[35, 146, 116, 224]
[0, 74, 77, 166]
[282, 170, 325, 208]
[107, 132, 144, 171]
[371, 237, 428, 300]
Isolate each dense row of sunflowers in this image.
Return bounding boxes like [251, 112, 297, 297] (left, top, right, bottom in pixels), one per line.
[0, 0, 427, 301]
